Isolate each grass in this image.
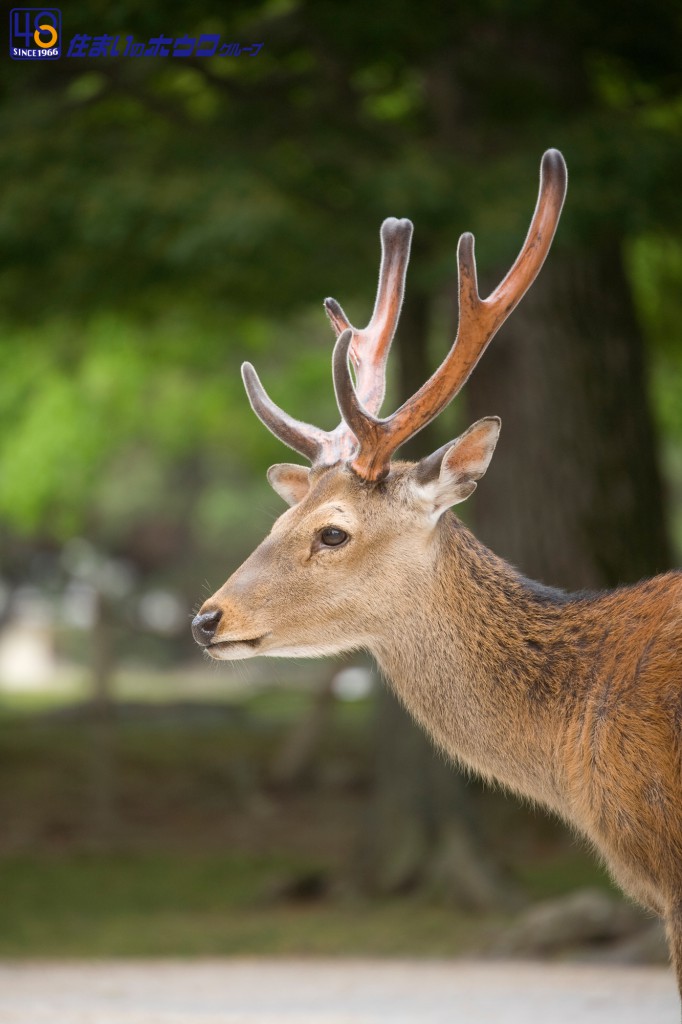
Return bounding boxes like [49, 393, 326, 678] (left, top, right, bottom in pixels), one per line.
[0, 847, 616, 958]
[0, 852, 494, 958]
[0, 685, 617, 958]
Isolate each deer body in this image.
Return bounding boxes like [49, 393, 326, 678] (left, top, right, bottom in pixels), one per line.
[193, 151, 682, 1002]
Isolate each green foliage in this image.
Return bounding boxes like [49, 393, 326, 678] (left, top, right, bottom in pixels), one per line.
[1, 0, 682, 554]
[1, 0, 681, 318]
[0, 309, 344, 547]
[0, 316, 236, 536]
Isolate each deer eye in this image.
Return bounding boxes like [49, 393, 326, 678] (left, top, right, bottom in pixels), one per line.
[319, 526, 349, 548]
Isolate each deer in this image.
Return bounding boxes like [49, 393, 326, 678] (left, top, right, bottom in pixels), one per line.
[191, 149, 682, 1001]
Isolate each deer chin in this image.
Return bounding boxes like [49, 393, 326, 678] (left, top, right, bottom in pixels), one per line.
[205, 635, 269, 660]
[206, 634, 356, 661]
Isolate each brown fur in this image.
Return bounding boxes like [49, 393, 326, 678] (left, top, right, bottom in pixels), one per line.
[196, 460, 682, 995]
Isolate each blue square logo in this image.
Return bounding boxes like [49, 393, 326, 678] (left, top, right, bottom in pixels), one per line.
[10, 9, 61, 59]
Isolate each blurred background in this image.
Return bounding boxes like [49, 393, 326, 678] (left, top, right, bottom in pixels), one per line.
[0, 0, 681, 961]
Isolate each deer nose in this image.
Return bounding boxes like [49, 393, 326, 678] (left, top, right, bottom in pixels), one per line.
[192, 608, 222, 646]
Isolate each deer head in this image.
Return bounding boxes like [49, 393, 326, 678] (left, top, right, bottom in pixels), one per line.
[192, 150, 567, 660]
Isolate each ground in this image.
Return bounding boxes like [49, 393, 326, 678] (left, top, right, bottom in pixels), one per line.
[0, 960, 676, 1023]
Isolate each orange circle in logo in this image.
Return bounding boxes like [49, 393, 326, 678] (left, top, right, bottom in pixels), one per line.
[34, 24, 58, 48]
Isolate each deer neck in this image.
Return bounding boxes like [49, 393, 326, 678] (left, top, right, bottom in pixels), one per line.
[370, 514, 582, 813]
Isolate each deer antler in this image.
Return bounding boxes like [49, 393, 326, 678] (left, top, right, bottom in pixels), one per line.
[242, 217, 413, 466]
[243, 149, 567, 482]
[334, 149, 567, 480]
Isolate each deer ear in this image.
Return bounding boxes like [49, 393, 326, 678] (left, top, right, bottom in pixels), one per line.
[267, 464, 312, 506]
[412, 417, 501, 520]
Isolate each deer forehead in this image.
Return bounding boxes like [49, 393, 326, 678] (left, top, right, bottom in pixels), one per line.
[270, 464, 429, 542]
[272, 500, 359, 539]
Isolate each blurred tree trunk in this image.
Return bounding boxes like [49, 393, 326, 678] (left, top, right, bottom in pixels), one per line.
[269, 667, 336, 790]
[361, 239, 670, 907]
[89, 591, 116, 843]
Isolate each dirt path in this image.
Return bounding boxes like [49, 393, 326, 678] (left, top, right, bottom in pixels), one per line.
[0, 959, 676, 1023]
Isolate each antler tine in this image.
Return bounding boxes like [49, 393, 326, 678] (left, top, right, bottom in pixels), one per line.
[332, 329, 379, 453]
[241, 362, 327, 463]
[324, 217, 413, 415]
[347, 149, 568, 481]
[242, 218, 414, 472]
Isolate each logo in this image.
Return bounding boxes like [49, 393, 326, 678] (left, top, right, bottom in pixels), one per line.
[10, 8, 61, 59]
